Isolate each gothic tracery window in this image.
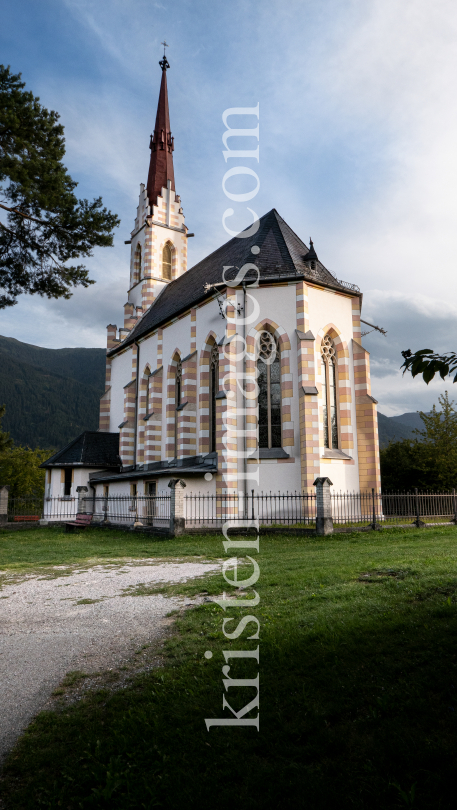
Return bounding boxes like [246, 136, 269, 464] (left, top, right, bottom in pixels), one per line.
[257, 331, 281, 449]
[209, 344, 219, 453]
[321, 335, 338, 449]
[162, 243, 172, 280]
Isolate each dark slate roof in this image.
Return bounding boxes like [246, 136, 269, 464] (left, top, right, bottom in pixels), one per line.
[112, 209, 359, 354]
[88, 452, 217, 484]
[41, 432, 120, 468]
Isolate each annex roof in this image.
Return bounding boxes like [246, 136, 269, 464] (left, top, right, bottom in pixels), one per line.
[113, 209, 359, 355]
[40, 432, 120, 469]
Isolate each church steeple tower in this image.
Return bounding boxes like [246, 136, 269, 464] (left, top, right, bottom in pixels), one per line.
[147, 51, 175, 209]
[118, 49, 188, 338]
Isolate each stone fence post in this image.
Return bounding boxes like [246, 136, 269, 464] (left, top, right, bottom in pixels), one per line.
[313, 477, 333, 536]
[168, 478, 187, 536]
[76, 486, 89, 514]
[0, 485, 10, 523]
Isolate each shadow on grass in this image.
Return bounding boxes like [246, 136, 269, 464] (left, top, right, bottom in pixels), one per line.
[2, 586, 457, 810]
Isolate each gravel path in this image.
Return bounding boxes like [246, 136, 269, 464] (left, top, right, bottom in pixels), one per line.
[0, 559, 220, 762]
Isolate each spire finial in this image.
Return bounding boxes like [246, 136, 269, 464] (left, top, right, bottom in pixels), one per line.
[147, 48, 175, 207]
[305, 237, 318, 264]
[159, 41, 170, 70]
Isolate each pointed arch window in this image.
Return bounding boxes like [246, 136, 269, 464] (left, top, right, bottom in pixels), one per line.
[209, 345, 219, 453]
[144, 367, 152, 416]
[321, 335, 338, 449]
[162, 243, 172, 280]
[174, 358, 182, 456]
[257, 331, 281, 449]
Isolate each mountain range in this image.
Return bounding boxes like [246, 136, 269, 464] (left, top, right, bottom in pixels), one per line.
[377, 411, 424, 447]
[0, 335, 106, 450]
[0, 334, 425, 452]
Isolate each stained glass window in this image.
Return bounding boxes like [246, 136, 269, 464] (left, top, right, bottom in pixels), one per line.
[210, 345, 219, 452]
[174, 358, 182, 456]
[257, 331, 281, 449]
[321, 335, 338, 449]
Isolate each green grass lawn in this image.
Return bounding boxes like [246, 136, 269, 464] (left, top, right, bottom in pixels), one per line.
[2, 525, 457, 808]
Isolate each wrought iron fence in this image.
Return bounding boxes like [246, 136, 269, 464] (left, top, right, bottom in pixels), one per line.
[8, 489, 457, 530]
[8, 496, 43, 521]
[184, 491, 317, 526]
[40, 495, 171, 525]
[185, 489, 457, 529]
[80, 495, 171, 527]
[43, 497, 79, 520]
[331, 489, 457, 528]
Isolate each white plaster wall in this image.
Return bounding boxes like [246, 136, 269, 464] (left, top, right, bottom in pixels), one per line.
[252, 283, 297, 333]
[257, 460, 300, 492]
[161, 312, 192, 367]
[137, 332, 158, 376]
[307, 287, 354, 344]
[319, 459, 359, 491]
[109, 348, 133, 432]
[128, 276, 146, 310]
[196, 297, 224, 350]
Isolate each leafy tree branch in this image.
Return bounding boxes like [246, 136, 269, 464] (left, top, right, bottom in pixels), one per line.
[401, 349, 457, 384]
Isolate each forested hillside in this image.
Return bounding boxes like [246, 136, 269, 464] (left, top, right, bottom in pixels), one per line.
[377, 411, 422, 447]
[0, 336, 106, 449]
[0, 335, 105, 389]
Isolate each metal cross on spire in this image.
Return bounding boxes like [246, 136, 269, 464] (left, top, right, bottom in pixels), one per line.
[159, 41, 170, 70]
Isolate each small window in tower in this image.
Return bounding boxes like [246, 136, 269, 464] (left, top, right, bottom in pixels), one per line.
[133, 244, 142, 284]
[162, 244, 172, 280]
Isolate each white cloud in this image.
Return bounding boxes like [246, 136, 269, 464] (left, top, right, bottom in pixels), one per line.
[361, 289, 457, 413]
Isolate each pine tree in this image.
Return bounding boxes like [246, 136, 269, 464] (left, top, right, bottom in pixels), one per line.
[380, 392, 457, 490]
[0, 65, 120, 308]
[415, 391, 457, 490]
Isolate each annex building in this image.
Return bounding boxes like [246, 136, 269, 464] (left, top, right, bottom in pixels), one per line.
[42, 54, 381, 510]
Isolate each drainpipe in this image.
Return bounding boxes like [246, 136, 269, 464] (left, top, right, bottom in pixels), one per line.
[134, 340, 140, 468]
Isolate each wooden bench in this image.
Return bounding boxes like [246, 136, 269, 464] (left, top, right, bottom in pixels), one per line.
[13, 516, 40, 522]
[65, 513, 93, 533]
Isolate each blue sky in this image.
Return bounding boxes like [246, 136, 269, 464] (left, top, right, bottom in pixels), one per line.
[2, 0, 457, 415]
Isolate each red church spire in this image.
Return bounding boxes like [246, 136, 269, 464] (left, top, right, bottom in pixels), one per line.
[146, 47, 176, 208]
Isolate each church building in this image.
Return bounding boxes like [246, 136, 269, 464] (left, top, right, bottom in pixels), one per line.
[42, 54, 381, 510]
